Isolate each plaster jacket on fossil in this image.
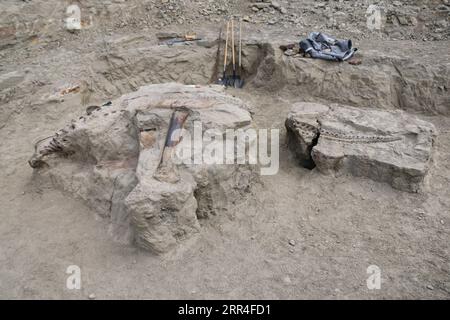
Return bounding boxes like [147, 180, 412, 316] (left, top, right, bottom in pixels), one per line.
[29, 83, 256, 253]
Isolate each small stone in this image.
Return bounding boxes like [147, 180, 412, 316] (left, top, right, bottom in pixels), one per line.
[348, 58, 362, 66]
[271, 1, 281, 10]
[436, 4, 450, 12]
[284, 49, 295, 56]
[396, 15, 409, 26]
[289, 239, 296, 246]
[427, 285, 434, 290]
[88, 293, 96, 300]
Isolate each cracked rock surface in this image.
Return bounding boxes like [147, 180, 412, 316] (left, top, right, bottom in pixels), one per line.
[29, 83, 256, 253]
[286, 102, 437, 192]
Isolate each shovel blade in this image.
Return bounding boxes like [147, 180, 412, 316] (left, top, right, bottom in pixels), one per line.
[234, 77, 244, 89]
[217, 77, 227, 86]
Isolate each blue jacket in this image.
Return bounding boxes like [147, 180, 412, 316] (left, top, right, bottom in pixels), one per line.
[300, 32, 357, 61]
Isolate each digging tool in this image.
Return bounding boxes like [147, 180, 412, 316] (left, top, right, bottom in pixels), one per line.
[230, 19, 237, 88]
[217, 20, 230, 86]
[211, 25, 223, 84]
[234, 18, 244, 88]
[165, 33, 203, 46]
[153, 107, 190, 184]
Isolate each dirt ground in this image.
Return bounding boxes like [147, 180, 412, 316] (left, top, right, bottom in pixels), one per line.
[1, 0, 449, 299]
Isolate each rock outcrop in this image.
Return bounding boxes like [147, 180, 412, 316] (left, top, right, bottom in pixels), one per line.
[286, 102, 437, 192]
[29, 83, 256, 253]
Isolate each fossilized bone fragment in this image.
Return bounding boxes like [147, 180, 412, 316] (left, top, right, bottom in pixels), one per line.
[153, 107, 191, 184]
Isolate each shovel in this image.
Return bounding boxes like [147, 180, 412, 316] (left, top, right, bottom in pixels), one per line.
[230, 19, 237, 88]
[217, 20, 230, 86]
[234, 19, 244, 88]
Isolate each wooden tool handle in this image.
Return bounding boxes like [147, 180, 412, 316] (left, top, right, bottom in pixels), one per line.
[239, 19, 242, 67]
[231, 19, 235, 66]
[223, 20, 230, 72]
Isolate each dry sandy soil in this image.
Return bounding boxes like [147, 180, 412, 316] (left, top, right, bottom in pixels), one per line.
[0, 0, 449, 299]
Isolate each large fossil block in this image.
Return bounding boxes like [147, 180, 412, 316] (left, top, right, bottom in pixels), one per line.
[29, 83, 256, 253]
[286, 102, 436, 192]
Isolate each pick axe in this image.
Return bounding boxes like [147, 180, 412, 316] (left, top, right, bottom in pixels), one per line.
[153, 107, 191, 184]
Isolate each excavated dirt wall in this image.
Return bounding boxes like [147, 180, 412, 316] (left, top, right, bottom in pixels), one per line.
[245, 42, 450, 115]
[81, 40, 450, 116]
